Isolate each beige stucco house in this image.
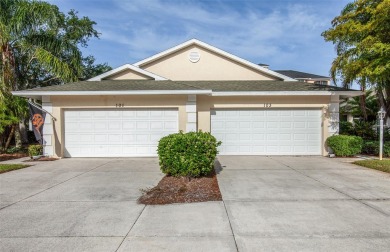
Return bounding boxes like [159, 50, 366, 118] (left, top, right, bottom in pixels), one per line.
[13, 39, 360, 158]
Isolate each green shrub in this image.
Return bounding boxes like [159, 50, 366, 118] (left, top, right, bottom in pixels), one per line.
[326, 135, 363, 157]
[28, 145, 42, 157]
[362, 141, 379, 155]
[339, 120, 377, 140]
[362, 141, 390, 157]
[339, 121, 355, 135]
[5, 146, 25, 154]
[157, 131, 221, 177]
[353, 121, 376, 140]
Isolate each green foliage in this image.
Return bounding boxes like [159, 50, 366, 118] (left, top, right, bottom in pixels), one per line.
[339, 121, 355, 135]
[0, 101, 18, 134]
[354, 160, 390, 174]
[28, 144, 42, 157]
[322, 0, 390, 121]
[5, 146, 25, 154]
[80, 56, 112, 81]
[326, 135, 363, 157]
[339, 120, 377, 140]
[322, 0, 390, 86]
[0, 0, 111, 150]
[353, 121, 377, 140]
[362, 141, 390, 157]
[0, 164, 30, 174]
[157, 131, 221, 178]
[340, 89, 379, 122]
[0, 0, 111, 92]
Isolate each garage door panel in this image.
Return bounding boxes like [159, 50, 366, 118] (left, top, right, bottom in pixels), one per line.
[64, 109, 178, 157]
[136, 111, 149, 117]
[211, 109, 321, 155]
[165, 121, 178, 130]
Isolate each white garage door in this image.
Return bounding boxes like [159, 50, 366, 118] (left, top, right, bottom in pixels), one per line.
[211, 109, 322, 155]
[64, 109, 178, 157]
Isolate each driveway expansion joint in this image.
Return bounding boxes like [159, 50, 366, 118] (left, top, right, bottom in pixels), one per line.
[222, 200, 240, 252]
[115, 204, 146, 252]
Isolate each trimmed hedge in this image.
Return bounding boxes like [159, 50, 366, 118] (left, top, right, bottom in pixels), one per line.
[157, 131, 221, 177]
[28, 145, 42, 157]
[326, 135, 363, 157]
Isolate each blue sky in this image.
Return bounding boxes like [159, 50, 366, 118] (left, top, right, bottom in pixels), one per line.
[47, 0, 350, 77]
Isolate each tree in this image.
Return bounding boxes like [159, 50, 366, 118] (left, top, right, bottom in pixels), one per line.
[80, 56, 112, 81]
[340, 89, 380, 122]
[322, 0, 390, 119]
[0, 0, 110, 150]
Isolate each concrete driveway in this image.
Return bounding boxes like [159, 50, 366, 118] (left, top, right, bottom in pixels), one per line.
[216, 156, 390, 251]
[0, 156, 389, 251]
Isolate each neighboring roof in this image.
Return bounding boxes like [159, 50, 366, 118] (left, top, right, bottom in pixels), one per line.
[274, 70, 330, 80]
[133, 39, 297, 82]
[13, 80, 359, 99]
[88, 64, 168, 81]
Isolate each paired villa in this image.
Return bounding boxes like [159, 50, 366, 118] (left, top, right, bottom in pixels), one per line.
[13, 39, 360, 157]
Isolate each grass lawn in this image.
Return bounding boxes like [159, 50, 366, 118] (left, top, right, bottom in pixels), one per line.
[0, 164, 31, 174]
[353, 160, 390, 173]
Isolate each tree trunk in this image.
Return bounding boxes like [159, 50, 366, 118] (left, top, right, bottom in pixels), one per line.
[4, 124, 15, 150]
[14, 125, 22, 148]
[359, 85, 368, 121]
[376, 86, 390, 124]
[19, 120, 28, 144]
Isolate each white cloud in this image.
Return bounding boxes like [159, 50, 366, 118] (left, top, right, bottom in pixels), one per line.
[48, 0, 350, 76]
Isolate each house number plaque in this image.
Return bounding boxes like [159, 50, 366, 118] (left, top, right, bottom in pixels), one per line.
[264, 103, 272, 108]
[116, 103, 124, 108]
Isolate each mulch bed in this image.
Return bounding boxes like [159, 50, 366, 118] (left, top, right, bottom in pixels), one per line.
[138, 169, 222, 205]
[24, 157, 59, 162]
[0, 153, 28, 162]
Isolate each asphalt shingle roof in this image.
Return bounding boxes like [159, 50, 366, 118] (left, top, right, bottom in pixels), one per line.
[176, 81, 348, 92]
[20, 80, 353, 92]
[274, 70, 330, 79]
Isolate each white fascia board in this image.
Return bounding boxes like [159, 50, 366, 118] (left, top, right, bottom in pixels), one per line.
[12, 90, 212, 97]
[87, 64, 168, 81]
[296, 78, 331, 81]
[212, 91, 362, 97]
[133, 39, 297, 82]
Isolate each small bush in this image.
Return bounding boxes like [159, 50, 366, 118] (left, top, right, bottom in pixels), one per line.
[28, 145, 42, 157]
[362, 141, 390, 157]
[339, 121, 355, 135]
[362, 141, 379, 155]
[326, 135, 363, 157]
[5, 146, 25, 154]
[157, 131, 221, 178]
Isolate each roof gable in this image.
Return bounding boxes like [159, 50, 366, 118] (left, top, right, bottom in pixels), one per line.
[134, 39, 296, 82]
[88, 64, 167, 81]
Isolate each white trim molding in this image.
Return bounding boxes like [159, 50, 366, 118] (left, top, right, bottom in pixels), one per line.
[134, 39, 297, 82]
[88, 64, 168, 81]
[186, 95, 197, 132]
[328, 95, 340, 136]
[42, 101, 54, 156]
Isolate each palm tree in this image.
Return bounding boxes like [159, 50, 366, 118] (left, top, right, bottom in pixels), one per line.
[0, 0, 93, 149]
[0, 0, 83, 94]
[340, 89, 379, 122]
